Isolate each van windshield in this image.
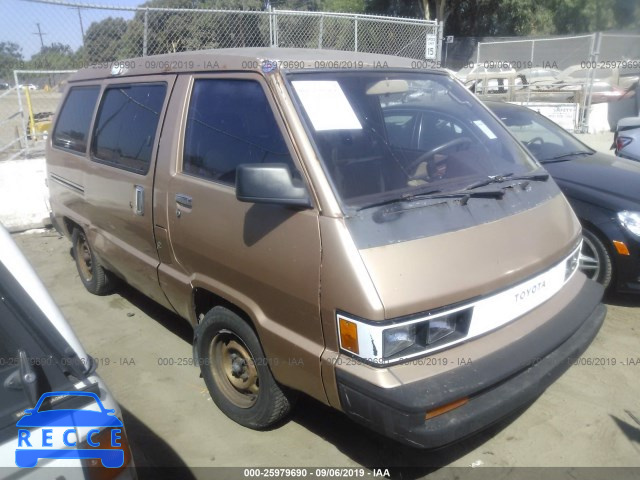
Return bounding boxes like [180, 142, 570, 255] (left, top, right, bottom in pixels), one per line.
[286, 71, 538, 211]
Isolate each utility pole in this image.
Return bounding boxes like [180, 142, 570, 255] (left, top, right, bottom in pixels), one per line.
[76, 7, 85, 40]
[33, 23, 47, 49]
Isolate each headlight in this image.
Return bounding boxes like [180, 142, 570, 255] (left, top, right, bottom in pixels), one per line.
[383, 324, 416, 358]
[565, 243, 581, 281]
[617, 211, 640, 237]
[381, 312, 468, 360]
[427, 316, 457, 343]
[339, 309, 472, 363]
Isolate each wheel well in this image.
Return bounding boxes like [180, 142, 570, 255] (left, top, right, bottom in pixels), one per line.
[62, 217, 81, 237]
[579, 218, 617, 285]
[193, 288, 255, 329]
[579, 219, 614, 256]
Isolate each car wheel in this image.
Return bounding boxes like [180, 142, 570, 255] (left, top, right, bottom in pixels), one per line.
[195, 306, 294, 429]
[580, 228, 613, 289]
[71, 228, 113, 295]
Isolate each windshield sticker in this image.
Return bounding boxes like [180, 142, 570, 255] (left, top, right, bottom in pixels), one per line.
[473, 120, 498, 139]
[292, 81, 362, 131]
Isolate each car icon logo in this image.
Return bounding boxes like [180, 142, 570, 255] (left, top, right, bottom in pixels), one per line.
[15, 391, 125, 468]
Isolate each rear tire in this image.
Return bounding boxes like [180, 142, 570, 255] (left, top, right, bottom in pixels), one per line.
[580, 228, 613, 290]
[195, 306, 294, 429]
[71, 228, 113, 295]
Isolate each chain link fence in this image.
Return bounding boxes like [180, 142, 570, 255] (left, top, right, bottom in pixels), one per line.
[1, 0, 441, 157]
[12, 0, 440, 64]
[468, 33, 640, 132]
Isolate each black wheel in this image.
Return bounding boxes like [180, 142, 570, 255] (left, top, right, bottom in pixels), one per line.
[195, 306, 294, 429]
[71, 228, 113, 295]
[580, 228, 613, 289]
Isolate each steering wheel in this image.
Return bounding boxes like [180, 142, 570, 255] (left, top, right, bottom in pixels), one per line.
[407, 137, 472, 174]
[526, 137, 544, 146]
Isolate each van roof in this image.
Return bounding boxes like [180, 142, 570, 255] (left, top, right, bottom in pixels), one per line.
[69, 47, 421, 82]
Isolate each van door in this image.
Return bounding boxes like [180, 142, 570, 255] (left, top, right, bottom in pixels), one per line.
[154, 74, 326, 402]
[84, 76, 175, 309]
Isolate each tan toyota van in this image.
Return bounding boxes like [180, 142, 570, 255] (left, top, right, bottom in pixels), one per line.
[47, 48, 606, 448]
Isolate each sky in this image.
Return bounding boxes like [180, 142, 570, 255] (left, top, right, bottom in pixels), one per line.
[1, 0, 143, 58]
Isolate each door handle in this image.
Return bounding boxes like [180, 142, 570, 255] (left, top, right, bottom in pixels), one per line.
[175, 193, 192, 209]
[134, 185, 144, 216]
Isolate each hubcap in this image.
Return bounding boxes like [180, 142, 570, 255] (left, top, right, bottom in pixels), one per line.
[76, 234, 93, 282]
[579, 235, 601, 281]
[210, 332, 259, 408]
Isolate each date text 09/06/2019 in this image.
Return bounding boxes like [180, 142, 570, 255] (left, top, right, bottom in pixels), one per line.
[243, 468, 391, 478]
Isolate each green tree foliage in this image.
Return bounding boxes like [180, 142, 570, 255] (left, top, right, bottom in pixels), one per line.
[322, 0, 365, 13]
[84, 17, 128, 62]
[544, 0, 639, 34]
[0, 42, 23, 81]
[365, 0, 639, 35]
[29, 43, 76, 70]
[442, 0, 554, 36]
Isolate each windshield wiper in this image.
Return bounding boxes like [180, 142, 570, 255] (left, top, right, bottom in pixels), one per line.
[356, 188, 505, 211]
[540, 151, 593, 163]
[464, 172, 549, 190]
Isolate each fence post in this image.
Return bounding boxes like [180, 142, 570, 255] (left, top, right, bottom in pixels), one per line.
[319, 14, 324, 50]
[526, 40, 535, 102]
[271, 8, 279, 47]
[143, 8, 148, 56]
[582, 32, 600, 133]
[354, 15, 358, 52]
[13, 70, 28, 157]
[436, 21, 443, 64]
[269, 6, 273, 47]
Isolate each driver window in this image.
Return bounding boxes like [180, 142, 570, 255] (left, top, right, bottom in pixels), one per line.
[183, 79, 296, 186]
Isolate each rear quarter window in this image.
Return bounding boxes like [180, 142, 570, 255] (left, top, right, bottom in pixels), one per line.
[52, 86, 100, 154]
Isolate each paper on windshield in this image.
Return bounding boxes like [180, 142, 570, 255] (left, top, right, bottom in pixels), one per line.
[292, 81, 362, 131]
[473, 120, 497, 139]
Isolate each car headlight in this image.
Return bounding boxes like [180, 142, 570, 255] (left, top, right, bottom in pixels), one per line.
[338, 309, 472, 363]
[565, 242, 581, 281]
[617, 211, 640, 237]
[383, 324, 416, 358]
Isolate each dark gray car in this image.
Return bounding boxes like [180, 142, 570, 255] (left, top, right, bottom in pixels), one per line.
[614, 116, 640, 162]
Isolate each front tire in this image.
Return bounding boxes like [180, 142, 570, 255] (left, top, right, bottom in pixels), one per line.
[580, 228, 613, 290]
[195, 307, 294, 429]
[71, 228, 113, 295]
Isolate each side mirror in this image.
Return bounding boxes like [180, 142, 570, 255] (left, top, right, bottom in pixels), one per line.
[236, 163, 312, 209]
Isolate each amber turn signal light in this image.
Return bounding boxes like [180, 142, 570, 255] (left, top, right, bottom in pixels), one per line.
[425, 397, 469, 420]
[339, 317, 359, 354]
[612, 240, 630, 256]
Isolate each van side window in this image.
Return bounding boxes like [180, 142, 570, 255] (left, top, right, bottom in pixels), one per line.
[91, 83, 166, 174]
[183, 79, 293, 186]
[52, 86, 100, 153]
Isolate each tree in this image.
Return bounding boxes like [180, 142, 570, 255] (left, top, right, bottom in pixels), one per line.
[84, 17, 128, 63]
[322, 0, 365, 13]
[0, 42, 23, 82]
[29, 43, 76, 70]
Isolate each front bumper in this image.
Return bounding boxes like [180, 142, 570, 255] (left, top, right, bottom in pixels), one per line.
[336, 279, 606, 448]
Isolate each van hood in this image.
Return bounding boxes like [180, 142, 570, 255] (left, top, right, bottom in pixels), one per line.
[355, 193, 581, 319]
[543, 152, 640, 211]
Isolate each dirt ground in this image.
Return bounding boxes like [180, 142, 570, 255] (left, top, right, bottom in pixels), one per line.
[11, 229, 640, 479]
